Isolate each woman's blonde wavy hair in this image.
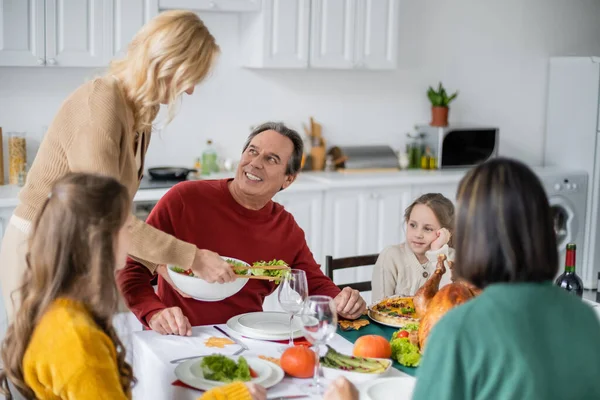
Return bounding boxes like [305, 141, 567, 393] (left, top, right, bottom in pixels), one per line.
[0, 173, 132, 399]
[107, 10, 220, 133]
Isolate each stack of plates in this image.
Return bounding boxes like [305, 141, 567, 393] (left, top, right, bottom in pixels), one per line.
[358, 377, 416, 400]
[226, 312, 304, 341]
[174, 356, 285, 391]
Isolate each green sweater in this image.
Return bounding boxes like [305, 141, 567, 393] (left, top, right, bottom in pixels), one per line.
[413, 282, 600, 400]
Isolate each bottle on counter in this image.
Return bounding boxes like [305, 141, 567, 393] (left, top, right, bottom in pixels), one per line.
[555, 243, 583, 297]
[201, 139, 219, 176]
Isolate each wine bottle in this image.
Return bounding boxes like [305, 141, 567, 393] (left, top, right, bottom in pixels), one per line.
[555, 243, 583, 297]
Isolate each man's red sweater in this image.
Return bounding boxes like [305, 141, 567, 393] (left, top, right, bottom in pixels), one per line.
[116, 179, 341, 327]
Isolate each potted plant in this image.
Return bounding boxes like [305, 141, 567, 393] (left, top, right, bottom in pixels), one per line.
[427, 82, 458, 127]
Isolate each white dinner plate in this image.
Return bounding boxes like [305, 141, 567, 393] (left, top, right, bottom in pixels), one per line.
[227, 313, 304, 341]
[358, 377, 416, 400]
[237, 312, 303, 336]
[174, 356, 281, 391]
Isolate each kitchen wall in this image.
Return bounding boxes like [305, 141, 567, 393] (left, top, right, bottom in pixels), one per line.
[1, 0, 599, 173]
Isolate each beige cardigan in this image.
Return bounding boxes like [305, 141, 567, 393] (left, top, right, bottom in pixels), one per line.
[371, 243, 455, 302]
[15, 77, 196, 271]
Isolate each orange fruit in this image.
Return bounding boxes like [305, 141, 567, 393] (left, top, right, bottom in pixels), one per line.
[280, 346, 316, 378]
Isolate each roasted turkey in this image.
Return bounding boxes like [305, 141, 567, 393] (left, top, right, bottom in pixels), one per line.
[413, 254, 481, 349]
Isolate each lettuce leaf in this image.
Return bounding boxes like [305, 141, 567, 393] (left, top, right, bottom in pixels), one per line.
[390, 337, 420, 367]
[250, 260, 290, 283]
[200, 355, 251, 383]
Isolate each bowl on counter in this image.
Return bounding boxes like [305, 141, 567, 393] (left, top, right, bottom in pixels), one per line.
[167, 256, 249, 301]
[321, 358, 393, 385]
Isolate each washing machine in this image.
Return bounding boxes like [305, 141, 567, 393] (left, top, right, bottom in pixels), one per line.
[533, 167, 588, 282]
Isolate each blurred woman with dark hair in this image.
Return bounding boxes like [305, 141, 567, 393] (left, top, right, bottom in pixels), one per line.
[412, 158, 600, 400]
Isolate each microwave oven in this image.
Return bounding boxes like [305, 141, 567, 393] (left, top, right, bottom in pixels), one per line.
[415, 125, 499, 169]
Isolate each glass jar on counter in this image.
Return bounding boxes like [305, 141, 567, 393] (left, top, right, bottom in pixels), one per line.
[8, 132, 26, 185]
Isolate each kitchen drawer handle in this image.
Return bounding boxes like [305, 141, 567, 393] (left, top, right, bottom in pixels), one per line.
[37, 58, 45, 65]
[47, 58, 56, 66]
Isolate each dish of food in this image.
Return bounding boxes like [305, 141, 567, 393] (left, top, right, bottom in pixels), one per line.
[175, 355, 284, 391]
[166, 256, 250, 301]
[171, 258, 290, 283]
[320, 346, 392, 384]
[368, 296, 419, 328]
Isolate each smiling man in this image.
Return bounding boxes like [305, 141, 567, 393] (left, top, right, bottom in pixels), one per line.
[117, 122, 367, 335]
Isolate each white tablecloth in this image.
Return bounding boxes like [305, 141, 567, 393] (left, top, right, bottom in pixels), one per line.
[130, 324, 407, 400]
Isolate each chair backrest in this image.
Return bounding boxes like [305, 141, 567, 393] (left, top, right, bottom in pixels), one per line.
[325, 254, 379, 292]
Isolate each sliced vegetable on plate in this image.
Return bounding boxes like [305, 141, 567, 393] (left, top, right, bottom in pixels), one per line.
[321, 346, 390, 374]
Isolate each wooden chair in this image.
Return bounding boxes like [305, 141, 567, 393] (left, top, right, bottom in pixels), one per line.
[325, 254, 379, 292]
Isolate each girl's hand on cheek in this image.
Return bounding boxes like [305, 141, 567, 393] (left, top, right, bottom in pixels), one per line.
[430, 228, 451, 250]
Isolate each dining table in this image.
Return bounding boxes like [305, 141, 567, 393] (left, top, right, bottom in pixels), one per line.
[130, 319, 415, 400]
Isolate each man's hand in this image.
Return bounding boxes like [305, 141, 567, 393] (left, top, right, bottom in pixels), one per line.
[334, 287, 366, 320]
[148, 307, 192, 336]
[430, 227, 451, 251]
[324, 376, 359, 400]
[245, 383, 267, 400]
[156, 265, 192, 298]
[191, 249, 236, 283]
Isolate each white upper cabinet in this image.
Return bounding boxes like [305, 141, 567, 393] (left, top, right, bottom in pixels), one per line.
[354, 0, 399, 69]
[309, 0, 355, 69]
[0, 0, 161, 67]
[45, 0, 106, 67]
[0, 0, 45, 66]
[158, 0, 260, 12]
[241, 0, 310, 68]
[108, 0, 158, 59]
[242, 0, 400, 69]
[311, 0, 399, 69]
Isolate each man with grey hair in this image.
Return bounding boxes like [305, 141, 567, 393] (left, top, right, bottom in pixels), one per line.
[117, 122, 366, 335]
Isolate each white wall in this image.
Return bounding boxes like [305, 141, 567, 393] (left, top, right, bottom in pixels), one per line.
[1, 0, 599, 174]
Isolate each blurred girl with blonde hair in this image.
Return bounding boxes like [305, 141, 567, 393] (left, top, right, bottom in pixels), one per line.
[0, 10, 236, 321]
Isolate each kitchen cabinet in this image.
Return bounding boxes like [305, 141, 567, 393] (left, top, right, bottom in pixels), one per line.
[273, 189, 324, 265]
[45, 0, 107, 67]
[242, 0, 399, 69]
[240, 0, 310, 68]
[311, 0, 399, 69]
[0, 0, 160, 67]
[0, 0, 45, 66]
[354, 0, 399, 69]
[322, 186, 413, 286]
[0, 0, 109, 67]
[107, 0, 159, 59]
[309, 0, 356, 69]
[158, 0, 260, 12]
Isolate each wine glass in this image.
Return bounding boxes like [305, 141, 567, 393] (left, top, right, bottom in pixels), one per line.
[299, 295, 338, 395]
[277, 269, 308, 351]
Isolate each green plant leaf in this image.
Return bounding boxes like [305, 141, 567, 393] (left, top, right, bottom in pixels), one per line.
[447, 91, 458, 104]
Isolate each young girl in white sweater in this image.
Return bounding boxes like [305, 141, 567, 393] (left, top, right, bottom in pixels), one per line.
[372, 193, 455, 300]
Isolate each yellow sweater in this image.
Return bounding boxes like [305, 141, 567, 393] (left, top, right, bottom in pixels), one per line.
[15, 76, 196, 271]
[22, 298, 252, 400]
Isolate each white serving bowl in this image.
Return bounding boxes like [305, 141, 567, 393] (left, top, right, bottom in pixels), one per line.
[322, 358, 393, 385]
[167, 256, 249, 302]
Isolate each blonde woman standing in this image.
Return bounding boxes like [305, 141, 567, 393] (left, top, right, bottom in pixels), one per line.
[0, 10, 235, 319]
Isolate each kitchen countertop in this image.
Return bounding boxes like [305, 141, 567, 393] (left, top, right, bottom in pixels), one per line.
[0, 169, 463, 208]
[0, 165, 587, 208]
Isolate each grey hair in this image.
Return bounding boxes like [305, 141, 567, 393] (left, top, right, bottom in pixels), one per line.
[243, 122, 304, 175]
